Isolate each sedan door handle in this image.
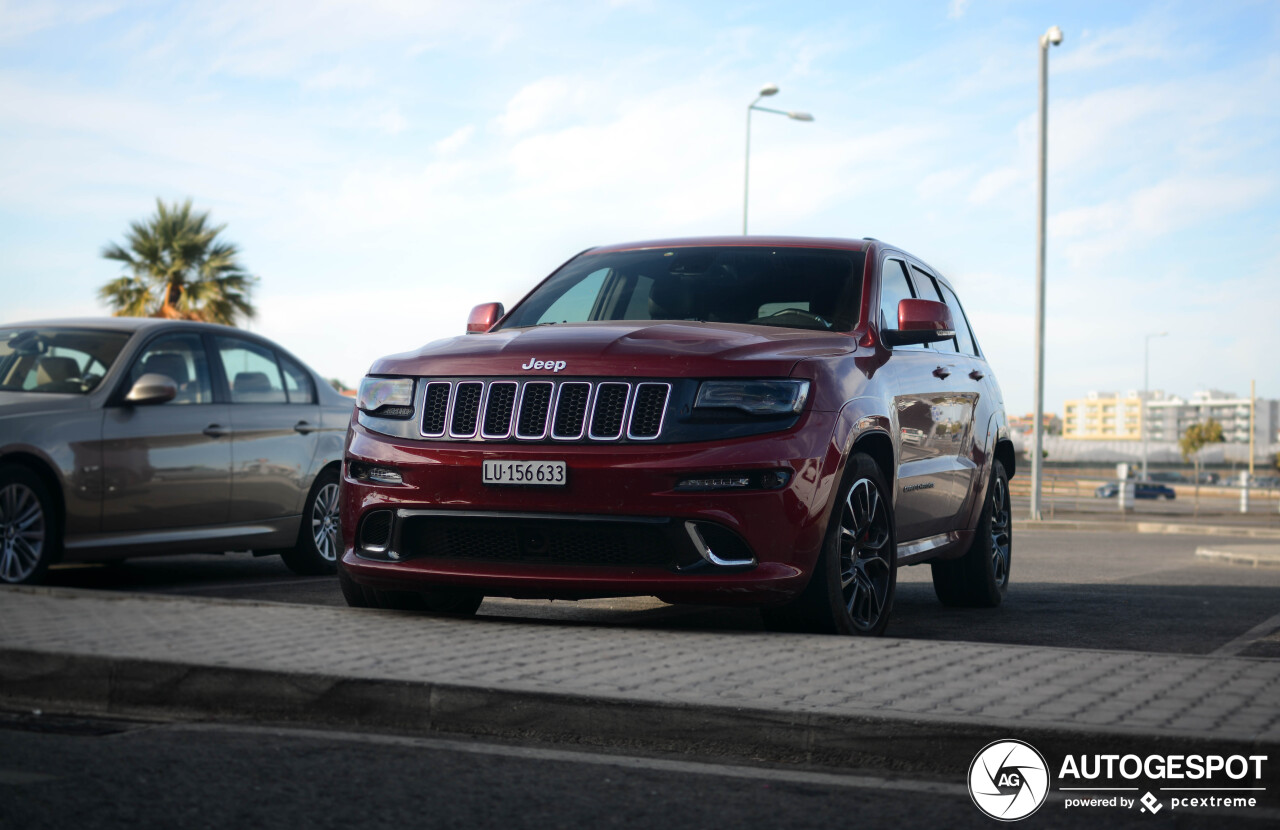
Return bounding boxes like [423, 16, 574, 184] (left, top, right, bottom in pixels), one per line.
[969, 369, 985, 381]
[203, 424, 232, 438]
[293, 420, 317, 435]
[932, 366, 951, 380]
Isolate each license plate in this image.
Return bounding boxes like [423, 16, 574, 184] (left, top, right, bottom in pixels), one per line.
[482, 460, 567, 486]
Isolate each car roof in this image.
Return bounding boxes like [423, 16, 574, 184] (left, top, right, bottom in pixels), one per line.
[1, 316, 248, 335]
[586, 235, 874, 255]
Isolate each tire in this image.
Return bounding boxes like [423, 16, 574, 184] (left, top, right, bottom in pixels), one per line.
[0, 464, 59, 585]
[761, 452, 896, 636]
[280, 468, 341, 576]
[931, 459, 1011, 608]
[338, 563, 483, 616]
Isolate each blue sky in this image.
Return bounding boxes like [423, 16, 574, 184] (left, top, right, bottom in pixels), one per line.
[1, 0, 1277, 415]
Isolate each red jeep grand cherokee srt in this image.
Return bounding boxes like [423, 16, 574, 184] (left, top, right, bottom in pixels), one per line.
[340, 236, 1014, 635]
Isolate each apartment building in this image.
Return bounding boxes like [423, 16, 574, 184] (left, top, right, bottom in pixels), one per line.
[1062, 389, 1279, 444]
[1145, 390, 1279, 445]
[1062, 391, 1143, 440]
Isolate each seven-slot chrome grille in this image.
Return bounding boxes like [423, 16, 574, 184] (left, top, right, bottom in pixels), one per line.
[420, 380, 671, 442]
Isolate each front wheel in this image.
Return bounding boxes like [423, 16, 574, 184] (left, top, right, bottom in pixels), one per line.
[0, 465, 59, 585]
[762, 453, 897, 636]
[931, 460, 1011, 607]
[280, 468, 341, 576]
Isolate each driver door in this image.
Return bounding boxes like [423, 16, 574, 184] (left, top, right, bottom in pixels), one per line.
[100, 332, 231, 532]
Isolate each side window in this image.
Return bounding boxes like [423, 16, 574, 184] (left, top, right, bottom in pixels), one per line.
[216, 337, 287, 404]
[279, 355, 316, 404]
[878, 258, 924, 350]
[536, 268, 609, 324]
[938, 283, 979, 357]
[129, 334, 213, 405]
[910, 267, 957, 353]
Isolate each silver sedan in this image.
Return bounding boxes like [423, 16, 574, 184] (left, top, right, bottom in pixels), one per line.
[0, 318, 353, 584]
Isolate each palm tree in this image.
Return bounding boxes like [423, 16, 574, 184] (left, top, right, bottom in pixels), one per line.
[99, 198, 257, 326]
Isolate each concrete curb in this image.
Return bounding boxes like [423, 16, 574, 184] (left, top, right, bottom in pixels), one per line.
[1025, 519, 1280, 538]
[1195, 546, 1280, 568]
[3, 647, 1278, 779]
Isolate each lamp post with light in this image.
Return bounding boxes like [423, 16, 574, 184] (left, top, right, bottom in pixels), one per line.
[1141, 331, 1168, 481]
[743, 84, 814, 235]
[1030, 25, 1063, 521]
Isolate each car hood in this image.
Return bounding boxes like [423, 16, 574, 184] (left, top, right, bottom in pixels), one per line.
[369, 321, 857, 378]
[0, 390, 93, 419]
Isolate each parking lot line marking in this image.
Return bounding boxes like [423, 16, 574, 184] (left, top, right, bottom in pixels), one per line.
[160, 722, 972, 798]
[1211, 610, 1280, 657]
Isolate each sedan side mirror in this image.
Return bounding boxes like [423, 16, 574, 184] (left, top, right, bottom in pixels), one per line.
[466, 302, 505, 334]
[881, 299, 956, 347]
[125, 373, 178, 405]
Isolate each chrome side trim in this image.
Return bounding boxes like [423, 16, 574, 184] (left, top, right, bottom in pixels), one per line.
[684, 521, 756, 568]
[896, 531, 957, 566]
[65, 522, 290, 549]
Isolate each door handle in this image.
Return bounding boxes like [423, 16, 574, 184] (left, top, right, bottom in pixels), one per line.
[969, 369, 985, 381]
[203, 424, 232, 438]
[293, 421, 317, 435]
[932, 366, 951, 380]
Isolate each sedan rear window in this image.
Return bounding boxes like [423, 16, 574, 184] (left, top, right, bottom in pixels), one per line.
[500, 247, 866, 333]
[0, 328, 131, 394]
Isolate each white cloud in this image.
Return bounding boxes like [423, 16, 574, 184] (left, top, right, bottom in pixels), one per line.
[435, 125, 475, 155]
[1052, 175, 1273, 265]
[304, 64, 376, 90]
[969, 167, 1023, 205]
[376, 107, 409, 136]
[1055, 17, 1180, 74]
[0, 0, 118, 43]
[495, 76, 578, 136]
[948, 0, 970, 20]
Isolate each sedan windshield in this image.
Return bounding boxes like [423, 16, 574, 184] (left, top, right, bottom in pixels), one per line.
[499, 246, 866, 333]
[0, 327, 132, 394]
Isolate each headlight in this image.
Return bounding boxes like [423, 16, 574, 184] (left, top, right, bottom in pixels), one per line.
[694, 380, 809, 416]
[357, 376, 416, 419]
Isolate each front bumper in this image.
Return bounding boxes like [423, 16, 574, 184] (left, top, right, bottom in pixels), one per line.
[339, 412, 842, 605]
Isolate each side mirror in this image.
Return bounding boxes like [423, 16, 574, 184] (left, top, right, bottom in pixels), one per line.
[466, 302, 505, 334]
[881, 299, 955, 347]
[125, 373, 177, 405]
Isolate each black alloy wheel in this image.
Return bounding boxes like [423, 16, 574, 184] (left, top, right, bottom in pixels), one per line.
[838, 476, 896, 632]
[762, 452, 897, 636]
[931, 459, 1011, 607]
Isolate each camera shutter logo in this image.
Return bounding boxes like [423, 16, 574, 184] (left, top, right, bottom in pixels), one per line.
[969, 740, 1051, 821]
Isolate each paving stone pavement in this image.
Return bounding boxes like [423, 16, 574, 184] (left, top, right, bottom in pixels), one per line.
[2, 585, 1278, 752]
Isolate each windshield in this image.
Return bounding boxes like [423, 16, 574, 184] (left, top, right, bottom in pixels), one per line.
[0, 327, 132, 395]
[499, 246, 866, 333]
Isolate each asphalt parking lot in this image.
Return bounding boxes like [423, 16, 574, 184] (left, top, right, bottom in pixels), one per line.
[40, 528, 1280, 658]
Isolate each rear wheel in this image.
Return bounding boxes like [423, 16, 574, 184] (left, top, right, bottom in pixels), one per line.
[931, 460, 1011, 607]
[0, 465, 58, 585]
[762, 453, 896, 636]
[280, 468, 341, 576]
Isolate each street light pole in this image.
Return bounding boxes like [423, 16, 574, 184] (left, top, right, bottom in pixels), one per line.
[743, 84, 813, 234]
[1030, 25, 1063, 522]
[1141, 331, 1168, 480]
